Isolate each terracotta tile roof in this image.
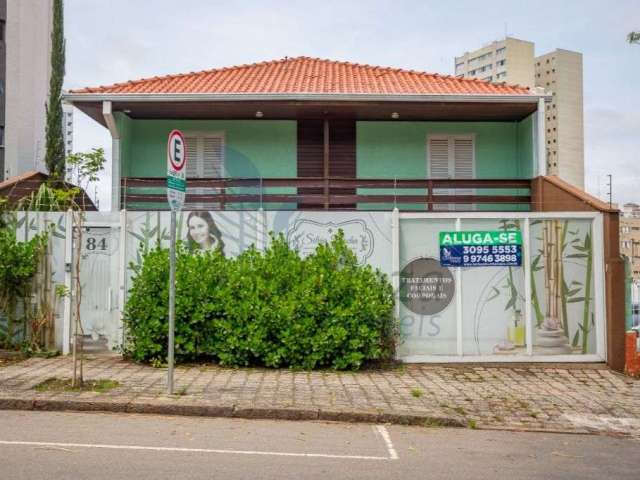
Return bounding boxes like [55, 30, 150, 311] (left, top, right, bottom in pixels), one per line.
[70, 56, 532, 96]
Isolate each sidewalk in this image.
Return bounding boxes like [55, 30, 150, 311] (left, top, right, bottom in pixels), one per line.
[1, 355, 639, 436]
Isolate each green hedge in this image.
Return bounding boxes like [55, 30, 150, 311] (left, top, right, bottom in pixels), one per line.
[124, 232, 395, 370]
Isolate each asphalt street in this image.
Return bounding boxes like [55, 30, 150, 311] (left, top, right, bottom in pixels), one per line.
[0, 410, 636, 479]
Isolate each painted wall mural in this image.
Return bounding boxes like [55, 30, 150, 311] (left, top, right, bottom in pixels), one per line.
[9, 210, 599, 360]
[398, 217, 598, 359]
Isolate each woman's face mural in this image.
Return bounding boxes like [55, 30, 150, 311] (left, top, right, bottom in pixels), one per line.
[186, 212, 224, 252]
[188, 216, 210, 247]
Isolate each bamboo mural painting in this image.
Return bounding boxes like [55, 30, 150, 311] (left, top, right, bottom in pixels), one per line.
[472, 217, 595, 356]
[530, 218, 595, 354]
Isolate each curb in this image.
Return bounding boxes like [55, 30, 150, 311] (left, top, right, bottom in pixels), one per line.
[0, 397, 467, 428]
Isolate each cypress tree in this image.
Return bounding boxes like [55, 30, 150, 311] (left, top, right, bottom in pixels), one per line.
[44, 0, 66, 179]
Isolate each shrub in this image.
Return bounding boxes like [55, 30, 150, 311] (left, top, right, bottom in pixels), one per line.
[124, 232, 395, 370]
[0, 227, 48, 347]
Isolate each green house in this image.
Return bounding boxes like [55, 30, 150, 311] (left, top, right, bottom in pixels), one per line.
[66, 56, 549, 211]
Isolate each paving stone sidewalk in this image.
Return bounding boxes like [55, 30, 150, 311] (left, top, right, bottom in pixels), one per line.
[1, 355, 639, 436]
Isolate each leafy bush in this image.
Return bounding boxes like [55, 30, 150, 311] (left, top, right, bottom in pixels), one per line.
[124, 232, 395, 370]
[0, 227, 48, 347]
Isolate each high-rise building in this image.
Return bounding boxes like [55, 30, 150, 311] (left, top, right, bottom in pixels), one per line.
[454, 37, 535, 88]
[3, 0, 55, 180]
[62, 102, 73, 157]
[0, 0, 6, 177]
[535, 49, 584, 187]
[454, 38, 584, 188]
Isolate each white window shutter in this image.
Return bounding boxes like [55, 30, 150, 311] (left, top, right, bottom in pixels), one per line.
[429, 138, 450, 179]
[453, 138, 474, 179]
[453, 137, 474, 211]
[185, 136, 200, 179]
[183, 133, 225, 209]
[428, 135, 474, 211]
[202, 136, 224, 178]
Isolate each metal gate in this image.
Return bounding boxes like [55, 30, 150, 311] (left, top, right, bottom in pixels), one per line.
[71, 223, 121, 354]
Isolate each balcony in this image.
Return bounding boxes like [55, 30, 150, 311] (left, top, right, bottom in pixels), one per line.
[120, 177, 532, 211]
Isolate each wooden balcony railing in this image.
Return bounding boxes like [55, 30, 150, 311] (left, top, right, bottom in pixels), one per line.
[120, 177, 532, 211]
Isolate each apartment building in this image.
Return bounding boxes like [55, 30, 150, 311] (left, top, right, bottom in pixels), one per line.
[621, 204, 640, 286]
[0, 0, 6, 177]
[3, 0, 54, 180]
[455, 37, 535, 88]
[535, 49, 584, 187]
[454, 38, 584, 188]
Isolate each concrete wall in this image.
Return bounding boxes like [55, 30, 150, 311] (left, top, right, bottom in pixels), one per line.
[4, 0, 53, 179]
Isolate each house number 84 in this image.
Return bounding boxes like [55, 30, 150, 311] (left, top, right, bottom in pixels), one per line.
[86, 237, 107, 251]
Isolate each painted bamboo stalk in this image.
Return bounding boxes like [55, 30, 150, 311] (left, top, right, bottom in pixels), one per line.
[543, 221, 551, 318]
[559, 221, 569, 338]
[530, 265, 544, 327]
[581, 232, 593, 354]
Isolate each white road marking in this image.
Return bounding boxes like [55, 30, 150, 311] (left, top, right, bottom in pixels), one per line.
[374, 425, 399, 460]
[0, 440, 393, 461]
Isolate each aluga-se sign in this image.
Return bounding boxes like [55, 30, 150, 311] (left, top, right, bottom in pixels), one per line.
[439, 230, 522, 267]
[167, 129, 187, 211]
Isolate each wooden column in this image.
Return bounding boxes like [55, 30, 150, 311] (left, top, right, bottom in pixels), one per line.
[323, 119, 330, 210]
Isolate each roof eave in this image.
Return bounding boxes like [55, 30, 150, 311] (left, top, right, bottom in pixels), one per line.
[63, 92, 547, 104]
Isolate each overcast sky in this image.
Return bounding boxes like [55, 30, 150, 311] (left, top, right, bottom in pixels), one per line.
[64, 0, 640, 210]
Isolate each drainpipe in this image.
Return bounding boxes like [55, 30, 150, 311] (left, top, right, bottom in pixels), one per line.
[103, 101, 121, 210]
[536, 97, 547, 178]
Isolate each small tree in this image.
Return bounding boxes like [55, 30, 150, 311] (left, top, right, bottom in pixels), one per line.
[628, 31, 640, 44]
[20, 148, 105, 386]
[66, 149, 106, 386]
[44, 0, 66, 179]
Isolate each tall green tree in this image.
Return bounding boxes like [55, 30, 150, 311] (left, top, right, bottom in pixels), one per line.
[44, 0, 66, 179]
[628, 31, 640, 44]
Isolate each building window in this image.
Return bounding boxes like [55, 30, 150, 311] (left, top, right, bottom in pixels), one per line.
[456, 62, 465, 70]
[496, 72, 506, 79]
[483, 76, 493, 81]
[0, 20, 5, 42]
[497, 59, 506, 67]
[0, 126, 4, 146]
[496, 47, 506, 55]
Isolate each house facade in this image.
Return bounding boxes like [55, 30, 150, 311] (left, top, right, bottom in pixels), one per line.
[65, 57, 545, 212]
[62, 57, 625, 370]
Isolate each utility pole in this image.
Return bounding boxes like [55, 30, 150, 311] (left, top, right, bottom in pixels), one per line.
[606, 174, 613, 209]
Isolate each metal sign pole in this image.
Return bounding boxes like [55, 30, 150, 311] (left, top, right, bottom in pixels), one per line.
[166, 129, 186, 396]
[167, 209, 176, 394]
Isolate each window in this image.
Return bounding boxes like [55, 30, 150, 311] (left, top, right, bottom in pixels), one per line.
[497, 59, 506, 67]
[0, 20, 5, 42]
[0, 126, 3, 146]
[455, 62, 465, 70]
[483, 76, 493, 81]
[496, 47, 506, 55]
[427, 134, 475, 211]
[496, 72, 507, 79]
[184, 132, 225, 208]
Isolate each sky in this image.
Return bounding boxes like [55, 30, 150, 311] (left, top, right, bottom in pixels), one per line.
[64, 0, 640, 210]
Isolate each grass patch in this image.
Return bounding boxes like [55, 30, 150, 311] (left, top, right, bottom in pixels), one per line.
[411, 388, 424, 398]
[174, 386, 188, 397]
[453, 406, 467, 415]
[34, 378, 120, 393]
[467, 419, 477, 429]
